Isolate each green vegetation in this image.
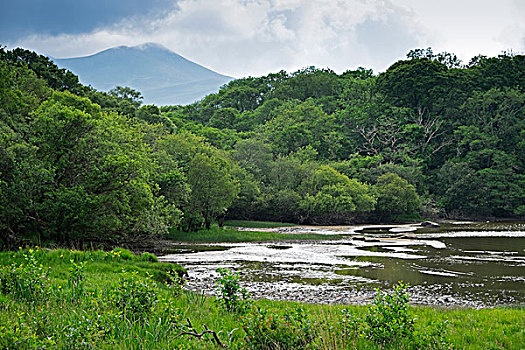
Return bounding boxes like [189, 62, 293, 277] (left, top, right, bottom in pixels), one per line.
[0, 248, 523, 349]
[167, 227, 343, 243]
[223, 220, 297, 228]
[1, 46, 524, 248]
[1, 43, 524, 349]
[215, 267, 252, 313]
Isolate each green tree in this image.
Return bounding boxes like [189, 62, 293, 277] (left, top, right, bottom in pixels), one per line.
[1, 90, 171, 246]
[186, 152, 239, 230]
[299, 165, 376, 224]
[374, 173, 421, 219]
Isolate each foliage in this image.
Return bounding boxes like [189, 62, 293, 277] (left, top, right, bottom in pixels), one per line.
[241, 306, 316, 350]
[109, 270, 159, 319]
[215, 267, 251, 313]
[0, 311, 56, 349]
[186, 152, 239, 230]
[364, 282, 415, 344]
[0, 248, 49, 302]
[340, 282, 452, 349]
[68, 259, 86, 299]
[374, 173, 421, 219]
[140, 252, 159, 262]
[1, 45, 525, 249]
[111, 248, 135, 261]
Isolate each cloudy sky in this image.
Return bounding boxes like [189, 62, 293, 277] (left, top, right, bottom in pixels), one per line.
[1, 0, 524, 77]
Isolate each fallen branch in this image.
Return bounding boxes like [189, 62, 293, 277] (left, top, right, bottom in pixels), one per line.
[177, 318, 238, 348]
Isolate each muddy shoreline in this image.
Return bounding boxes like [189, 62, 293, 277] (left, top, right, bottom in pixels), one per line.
[179, 263, 505, 309]
[155, 221, 525, 309]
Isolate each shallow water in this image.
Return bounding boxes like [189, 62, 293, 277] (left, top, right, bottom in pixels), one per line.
[159, 222, 525, 307]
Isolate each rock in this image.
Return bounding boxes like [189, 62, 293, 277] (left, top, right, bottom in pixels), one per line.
[421, 221, 440, 228]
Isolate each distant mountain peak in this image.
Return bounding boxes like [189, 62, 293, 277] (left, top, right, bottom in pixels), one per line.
[54, 43, 233, 106]
[135, 42, 170, 51]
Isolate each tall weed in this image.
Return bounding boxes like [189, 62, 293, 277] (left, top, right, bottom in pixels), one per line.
[0, 248, 50, 302]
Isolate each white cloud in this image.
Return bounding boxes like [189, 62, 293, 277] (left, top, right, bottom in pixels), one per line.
[8, 0, 523, 77]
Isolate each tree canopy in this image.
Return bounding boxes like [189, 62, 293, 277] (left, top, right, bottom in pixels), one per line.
[1, 46, 524, 247]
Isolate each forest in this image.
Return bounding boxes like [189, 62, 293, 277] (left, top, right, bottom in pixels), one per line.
[1, 46, 524, 248]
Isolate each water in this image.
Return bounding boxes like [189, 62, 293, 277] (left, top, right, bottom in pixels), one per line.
[159, 222, 525, 308]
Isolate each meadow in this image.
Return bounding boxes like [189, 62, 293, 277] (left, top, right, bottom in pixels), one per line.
[0, 247, 523, 349]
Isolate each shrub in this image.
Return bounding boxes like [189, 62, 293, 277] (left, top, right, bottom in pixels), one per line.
[110, 248, 135, 260]
[156, 297, 184, 331]
[364, 282, 414, 344]
[241, 306, 315, 350]
[0, 248, 50, 302]
[215, 268, 251, 312]
[140, 252, 158, 262]
[109, 271, 158, 319]
[165, 268, 185, 296]
[341, 283, 452, 349]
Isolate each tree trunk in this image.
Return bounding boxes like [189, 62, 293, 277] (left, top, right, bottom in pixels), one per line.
[204, 216, 211, 230]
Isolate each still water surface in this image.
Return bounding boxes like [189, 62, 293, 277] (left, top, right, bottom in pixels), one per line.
[159, 222, 525, 307]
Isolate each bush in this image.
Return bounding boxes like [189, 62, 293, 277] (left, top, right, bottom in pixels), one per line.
[111, 248, 135, 260]
[364, 282, 414, 344]
[215, 268, 251, 312]
[340, 283, 452, 349]
[241, 306, 315, 350]
[109, 270, 158, 319]
[162, 268, 186, 297]
[140, 252, 158, 262]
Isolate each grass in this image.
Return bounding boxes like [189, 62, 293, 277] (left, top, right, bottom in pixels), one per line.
[0, 248, 524, 349]
[222, 220, 298, 228]
[166, 227, 345, 243]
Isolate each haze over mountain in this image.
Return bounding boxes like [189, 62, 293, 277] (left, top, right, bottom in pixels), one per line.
[53, 43, 233, 106]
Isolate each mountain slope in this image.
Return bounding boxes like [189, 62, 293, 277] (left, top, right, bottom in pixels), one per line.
[53, 43, 233, 105]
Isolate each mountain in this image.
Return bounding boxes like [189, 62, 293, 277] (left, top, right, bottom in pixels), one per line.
[53, 43, 233, 106]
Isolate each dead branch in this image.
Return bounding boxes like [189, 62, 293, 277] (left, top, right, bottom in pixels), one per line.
[177, 318, 238, 349]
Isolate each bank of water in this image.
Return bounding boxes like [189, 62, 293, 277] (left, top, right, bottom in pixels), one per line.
[159, 222, 525, 308]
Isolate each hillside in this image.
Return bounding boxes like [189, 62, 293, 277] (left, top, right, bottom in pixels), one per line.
[53, 43, 233, 105]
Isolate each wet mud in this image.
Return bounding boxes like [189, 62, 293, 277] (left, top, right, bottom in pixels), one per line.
[159, 222, 525, 308]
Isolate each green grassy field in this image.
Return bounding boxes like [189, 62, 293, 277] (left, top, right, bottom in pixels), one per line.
[166, 226, 345, 243]
[0, 248, 523, 349]
[222, 220, 298, 228]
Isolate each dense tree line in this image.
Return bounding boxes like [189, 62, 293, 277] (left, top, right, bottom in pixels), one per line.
[1, 46, 523, 247]
[168, 50, 524, 222]
[0, 48, 238, 248]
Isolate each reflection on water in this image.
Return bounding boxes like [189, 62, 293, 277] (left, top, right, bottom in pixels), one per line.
[159, 222, 525, 307]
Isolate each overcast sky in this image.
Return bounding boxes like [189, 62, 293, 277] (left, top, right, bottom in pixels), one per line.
[1, 0, 524, 77]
